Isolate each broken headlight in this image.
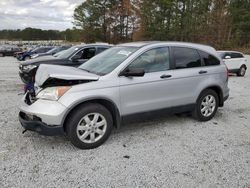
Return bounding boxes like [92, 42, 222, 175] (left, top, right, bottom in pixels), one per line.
[36, 86, 71, 101]
[22, 64, 37, 71]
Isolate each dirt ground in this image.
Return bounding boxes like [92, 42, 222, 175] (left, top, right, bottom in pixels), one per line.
[0, 56, 249, 187]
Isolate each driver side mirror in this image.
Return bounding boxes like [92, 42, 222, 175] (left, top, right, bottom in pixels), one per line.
[120, 68, 145, 77]
[225, 56, 231, 59]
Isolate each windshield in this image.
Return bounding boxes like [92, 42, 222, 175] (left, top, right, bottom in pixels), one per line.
[46, 47, 58, 54]
[79, 46, 138, 75]
[217, 52, 224, 58]
[31, 47, 39, 53]
[56, 46, 80, 59]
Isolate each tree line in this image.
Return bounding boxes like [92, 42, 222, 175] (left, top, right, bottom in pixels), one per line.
[0, 28, 83, 42]
[0, 0, 249, 49]
[73, 0, 250, 49]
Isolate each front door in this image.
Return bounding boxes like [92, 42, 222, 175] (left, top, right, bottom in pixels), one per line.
[119, 47, 173, 116]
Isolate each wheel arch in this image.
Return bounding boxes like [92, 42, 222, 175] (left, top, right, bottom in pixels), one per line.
[198, 85, 224, 107]
[241, 64, 247, 69]
[62, 97, 121, 132]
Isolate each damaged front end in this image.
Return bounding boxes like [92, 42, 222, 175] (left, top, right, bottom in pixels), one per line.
[24, 64, 100, 105]
[19, 64, 101, 135]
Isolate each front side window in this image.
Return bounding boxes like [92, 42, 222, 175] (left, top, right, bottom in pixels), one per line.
[224, 52, 232, 59]
[127, 47, 170, 73]
[199, 51, 220, 66]
[73, 47, 96, 60]
[78, 46, 138, 75]
[173, 47, 201, 69]
[82, 48, 96, 59]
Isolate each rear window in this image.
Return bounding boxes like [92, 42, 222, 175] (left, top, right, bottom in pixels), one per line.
[173, 47, 201, 69]
[199, 51, 220, 66]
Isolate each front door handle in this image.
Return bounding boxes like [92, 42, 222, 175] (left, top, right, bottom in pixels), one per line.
[160, 74, 172, 79]
[199, 70, 207, 74]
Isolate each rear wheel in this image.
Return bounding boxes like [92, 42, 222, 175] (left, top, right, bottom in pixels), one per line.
[0, 53, 4, 57]
[193, 89, 219, 121]
[237, 66, 246, 77]
[66, 103, 113, 149]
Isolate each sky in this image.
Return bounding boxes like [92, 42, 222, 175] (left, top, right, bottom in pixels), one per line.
[0, 0, 84, 31]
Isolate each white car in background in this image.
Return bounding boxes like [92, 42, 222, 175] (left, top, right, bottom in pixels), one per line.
[217, 51, 247, 76]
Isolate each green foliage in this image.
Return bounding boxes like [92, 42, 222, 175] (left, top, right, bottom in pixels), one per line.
[73, 0, 250, 48]
[0, 0, 249, 48]
[0, 28, 83, 42]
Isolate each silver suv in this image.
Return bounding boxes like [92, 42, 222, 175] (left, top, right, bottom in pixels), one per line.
[19, 42, 229, 149]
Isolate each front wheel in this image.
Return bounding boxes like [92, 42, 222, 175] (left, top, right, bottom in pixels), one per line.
[193, 89, 219, 121]
[237, 66, 246, 77]
[0, 53, 4, 57]
[66, 103, 113, 149]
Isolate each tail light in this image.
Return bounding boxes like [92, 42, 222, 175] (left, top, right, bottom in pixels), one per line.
[222, 60, 229, 81]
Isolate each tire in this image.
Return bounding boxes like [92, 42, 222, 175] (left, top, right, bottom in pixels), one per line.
[66, 103, 113, 149]
[0, 53, 4, 57]
[24, 56, 31, 61]
[237, 66, 246, 77]
[193, 89, 219, 121]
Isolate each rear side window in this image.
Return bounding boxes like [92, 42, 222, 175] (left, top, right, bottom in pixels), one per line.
[231, 52, 243, 58]
[173, 47, 201, 69]
[97, 47, 108, 54]
[199, 51, 220, 66]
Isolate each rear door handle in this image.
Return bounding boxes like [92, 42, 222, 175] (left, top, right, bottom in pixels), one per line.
[199, 70, 207, 74]
[160, 74, 172, 79]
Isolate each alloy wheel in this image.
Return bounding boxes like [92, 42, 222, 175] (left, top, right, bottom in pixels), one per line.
[200, 95, 216, 117]
[76, 113, 107, 144]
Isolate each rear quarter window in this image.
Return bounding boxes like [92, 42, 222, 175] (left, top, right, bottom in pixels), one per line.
[172, 47, 201, 69]
[198, 50, 220, 66]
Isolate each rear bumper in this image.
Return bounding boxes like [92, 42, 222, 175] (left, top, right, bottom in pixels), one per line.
[224, 94, 229, 102]
[19, 112, 64, 136]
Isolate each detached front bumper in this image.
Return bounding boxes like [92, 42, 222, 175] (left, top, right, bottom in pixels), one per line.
[19, 112, 64, 136]
[19, 93, 68, 136]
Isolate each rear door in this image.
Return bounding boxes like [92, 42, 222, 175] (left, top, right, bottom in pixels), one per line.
[231, 52, 245, 69]
[167, 47, 206, 105]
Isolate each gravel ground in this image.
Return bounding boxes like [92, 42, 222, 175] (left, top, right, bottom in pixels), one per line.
[0, 56, 250, 188]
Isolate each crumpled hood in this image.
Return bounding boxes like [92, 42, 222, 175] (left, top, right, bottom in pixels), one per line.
[35, 64, 100, 87]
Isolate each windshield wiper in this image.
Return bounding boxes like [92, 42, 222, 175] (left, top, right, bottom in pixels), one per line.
[80, 68, 91, 73]
[79, 68, 104, 76]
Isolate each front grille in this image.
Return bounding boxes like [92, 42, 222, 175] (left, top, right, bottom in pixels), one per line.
[24, 91, 36, 105]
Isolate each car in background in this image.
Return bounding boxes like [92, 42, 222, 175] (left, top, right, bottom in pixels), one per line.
[19, 43, 111, 91]
[218, 51, 247, 77]
[0, 45, 22, 57]
[17, 46, 54, 61]
[30, 45, 71, 59]
[19, 41, 229, 149]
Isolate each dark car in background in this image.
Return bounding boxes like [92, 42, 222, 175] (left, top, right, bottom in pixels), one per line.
[17, 46, 53, 61]
[30, 45, 71, 59]
[0, 46, 22, 57]
[19, 43, 111, 91]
